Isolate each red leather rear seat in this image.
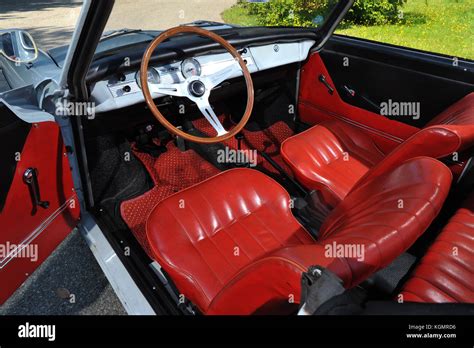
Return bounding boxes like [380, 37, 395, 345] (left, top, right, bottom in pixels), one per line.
[399, 194, 474, 303]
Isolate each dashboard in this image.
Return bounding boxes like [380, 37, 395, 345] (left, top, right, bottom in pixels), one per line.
[90, 40, 315, 113]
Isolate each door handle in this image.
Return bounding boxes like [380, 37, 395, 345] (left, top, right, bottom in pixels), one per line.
[319, 74, 334, 95]
[343, 85, 381, 113]
[23, 168, 49, 214]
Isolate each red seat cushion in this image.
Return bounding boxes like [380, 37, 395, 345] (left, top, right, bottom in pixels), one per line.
[282, 93, 474, 207]
[281, 120, 386, 206]
[146, 168, 314, 313]
[146, 157, 451, 314]
[400, 195, 474, 303]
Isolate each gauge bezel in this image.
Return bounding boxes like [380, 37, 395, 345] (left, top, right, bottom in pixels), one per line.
[136, 67, 160, 88]
[181, 58, 202, 79]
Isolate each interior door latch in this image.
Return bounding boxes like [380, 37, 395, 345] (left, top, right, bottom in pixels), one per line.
[318, 74, 334, 95]
[23, 168, 49, 214]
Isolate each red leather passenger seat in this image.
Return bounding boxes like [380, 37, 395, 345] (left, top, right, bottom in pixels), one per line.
[282, 92, 474, 207]
[146, 157, 451, 314]
[400, 194, 474, 303]
[280, 120, 385, 207]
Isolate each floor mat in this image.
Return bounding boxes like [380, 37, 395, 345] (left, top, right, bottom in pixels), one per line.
[120, 118, 296, 256]
[192, 115, 295, 176]
[120, 141, 220, 256]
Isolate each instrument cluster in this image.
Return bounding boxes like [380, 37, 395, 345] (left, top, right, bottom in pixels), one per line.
[135, 58, 202, 88]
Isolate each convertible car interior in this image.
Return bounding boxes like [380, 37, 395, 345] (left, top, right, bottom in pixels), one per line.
[0, 0, 456, 315]
[62, 18, 474, 315]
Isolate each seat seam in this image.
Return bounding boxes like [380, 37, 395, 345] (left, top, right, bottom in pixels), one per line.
[164, 203, 228, 286]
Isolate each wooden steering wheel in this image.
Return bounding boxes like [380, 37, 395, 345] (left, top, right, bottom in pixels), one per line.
[140, 26, 254, 144]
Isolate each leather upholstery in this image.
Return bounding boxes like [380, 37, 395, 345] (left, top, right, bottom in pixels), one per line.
[427, 92, 474, 127]
[298, 53, 419, 153]
[146, 168, 314, 314]
[282, 92, 474, 206]
[353, 124, 474, 194]
[319, 157, 452, 288]
[147, 159, 451, 314]
[400, 194, 474, 303]
[281, 120, 385, 206]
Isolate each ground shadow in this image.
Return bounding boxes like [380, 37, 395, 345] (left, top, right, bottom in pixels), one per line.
[400, 12, 428, 25]
[0, 0, 82, 49]
[26, 26, 75, 50]
[0, 0, 82, 15]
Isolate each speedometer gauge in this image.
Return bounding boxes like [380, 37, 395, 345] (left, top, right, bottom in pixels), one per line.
[181, 58, 201, 79]
[136, 67, 160, 88]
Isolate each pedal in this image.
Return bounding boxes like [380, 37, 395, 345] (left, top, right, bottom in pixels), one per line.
[234, 132, 251, 168]
[135, 125, 167, 157]
[175, 126, 187, 152]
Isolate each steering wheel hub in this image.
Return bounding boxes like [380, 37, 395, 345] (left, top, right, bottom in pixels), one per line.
[188, 80, 206, 97]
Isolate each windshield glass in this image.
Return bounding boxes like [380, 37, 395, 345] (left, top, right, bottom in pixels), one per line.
[103, 0, 341, 32]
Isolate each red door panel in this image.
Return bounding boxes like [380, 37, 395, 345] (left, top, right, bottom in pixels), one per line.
[0, 121, 80, 304]
[298, 53, 420, 154]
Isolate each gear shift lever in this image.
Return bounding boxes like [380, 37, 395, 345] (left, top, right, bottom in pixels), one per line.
[235, 132, 244, 151]
[234, 132, 249, 168]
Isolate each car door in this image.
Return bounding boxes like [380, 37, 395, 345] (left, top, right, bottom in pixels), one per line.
[298, 35, 474, 154]
[0, 99, 80, 304]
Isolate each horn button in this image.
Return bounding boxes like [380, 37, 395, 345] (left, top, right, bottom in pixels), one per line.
[188, 80, 206, 97]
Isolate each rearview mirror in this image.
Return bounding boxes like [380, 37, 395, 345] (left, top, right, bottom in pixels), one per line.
[0, 30, 38, 64]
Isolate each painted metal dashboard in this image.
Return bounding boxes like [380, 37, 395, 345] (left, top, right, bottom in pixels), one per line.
[90, 40, 315, 113]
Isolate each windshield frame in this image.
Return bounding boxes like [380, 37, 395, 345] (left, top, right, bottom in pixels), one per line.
[60, 0, 353, 230]
[65, 0, 354, 99]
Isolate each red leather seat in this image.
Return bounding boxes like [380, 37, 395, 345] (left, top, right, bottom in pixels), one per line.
[399, 194, 474, 303]
[282, 92, 474, 207]
[280, 120, 385, 207]
[146, 157, 451, 315]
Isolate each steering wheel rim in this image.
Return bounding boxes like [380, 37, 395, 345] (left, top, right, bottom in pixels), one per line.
[140, 26, 254, 144]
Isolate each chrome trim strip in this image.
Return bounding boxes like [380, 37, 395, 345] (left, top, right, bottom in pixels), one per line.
[80, 213, 155, 315]
[0, 195, 76, 269]
[59, 0, 92, 89]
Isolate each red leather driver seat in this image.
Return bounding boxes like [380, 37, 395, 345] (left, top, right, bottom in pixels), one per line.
[281, 92, 474, 207]
[146, 157, 452, 315]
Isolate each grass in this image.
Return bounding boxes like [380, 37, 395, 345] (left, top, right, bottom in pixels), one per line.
[221, 0, 474, 60]
[222, 4, 260, 26]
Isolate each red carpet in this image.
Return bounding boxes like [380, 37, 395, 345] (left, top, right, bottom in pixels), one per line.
[120, 141, 220, 256]
[192, 116, 295, 175]
[121, 118, 296, 256]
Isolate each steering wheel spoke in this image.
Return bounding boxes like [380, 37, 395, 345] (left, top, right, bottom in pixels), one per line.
[149, 82, 186, 97]
[195, 97, 227, 136]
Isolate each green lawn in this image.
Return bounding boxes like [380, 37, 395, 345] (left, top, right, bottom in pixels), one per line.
[222, 4, 260, 26]
[222, 0, 474, 60]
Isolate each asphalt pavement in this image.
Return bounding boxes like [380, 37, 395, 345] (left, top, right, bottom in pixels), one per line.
[0, 0, 237, 50]
[0, 229, 126, 315]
